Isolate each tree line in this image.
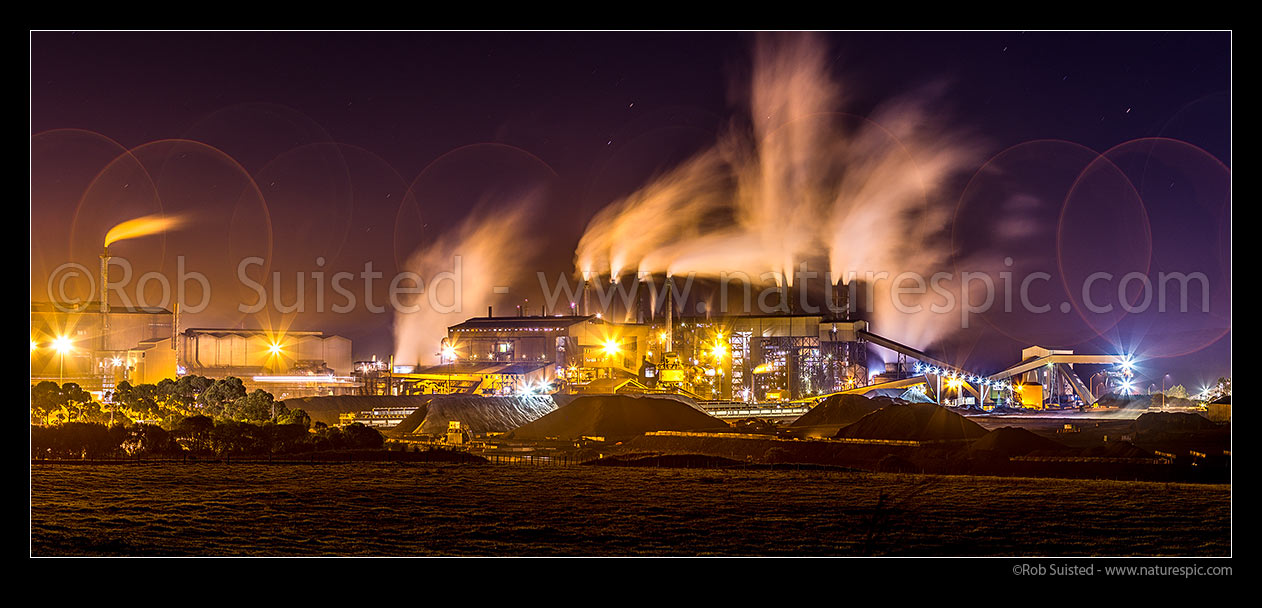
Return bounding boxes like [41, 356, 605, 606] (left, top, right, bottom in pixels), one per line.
[31, 375, 310, 427]
[31, 418, 385, 459]
[30, 375, 385, 458]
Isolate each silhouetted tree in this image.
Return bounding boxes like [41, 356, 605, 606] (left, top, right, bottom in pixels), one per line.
[276, 407, 311, 429]
[202, 377, 247, 417]
[341, 422, 385, 450]
[122, 424, 182, 456]
[174, 415, 215, 453]
[30, 381, 64, 423]
[230, 389, 278, 422]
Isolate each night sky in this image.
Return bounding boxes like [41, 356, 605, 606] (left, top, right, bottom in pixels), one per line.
[30, 31, 1231, 390]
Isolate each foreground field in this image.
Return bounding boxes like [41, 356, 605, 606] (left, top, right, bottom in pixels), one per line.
[30, 463, 1229, 556]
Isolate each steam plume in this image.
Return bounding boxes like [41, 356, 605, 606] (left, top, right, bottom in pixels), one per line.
[574, 33, 978, 346]
[393, 201, 541, 366]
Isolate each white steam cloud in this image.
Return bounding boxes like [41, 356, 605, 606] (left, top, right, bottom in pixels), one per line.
[393, 201, 540, 366]
[575, 33, 979, 347]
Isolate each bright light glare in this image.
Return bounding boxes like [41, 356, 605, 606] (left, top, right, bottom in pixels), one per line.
[268, 342, 283, 355]
[603, 339, 620, 356]
[52, 336, 73, 354]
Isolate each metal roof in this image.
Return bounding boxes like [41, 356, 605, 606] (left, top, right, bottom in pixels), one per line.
[181, 328, 330, 338]
[447, 315, 598, 332]
[32, 302, 172, 314]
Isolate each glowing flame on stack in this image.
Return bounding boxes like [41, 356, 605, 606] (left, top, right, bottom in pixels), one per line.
[104, 214, 185, 248]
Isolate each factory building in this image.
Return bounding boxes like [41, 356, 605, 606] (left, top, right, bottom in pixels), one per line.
[31, 302, 176, 391]
[31, 302, 355, 398]
[370, 309, 871, 401]
[359, 313, 649, 396]
[176, 329, 355, 398]
[371, 361, 555, 396]
[658, 315, 869, 401]
[446, 313, 648, 376]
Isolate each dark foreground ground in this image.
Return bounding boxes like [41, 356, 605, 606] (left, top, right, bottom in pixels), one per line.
[30, 462, 1229, 556]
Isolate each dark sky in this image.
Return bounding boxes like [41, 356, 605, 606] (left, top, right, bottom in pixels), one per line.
[30, 31, 1231, 389]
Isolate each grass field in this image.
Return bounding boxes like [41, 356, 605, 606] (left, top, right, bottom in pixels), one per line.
[30, 462, 1230, 556]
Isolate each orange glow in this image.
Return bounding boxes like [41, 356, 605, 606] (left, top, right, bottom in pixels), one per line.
[103, 214, 185, 247]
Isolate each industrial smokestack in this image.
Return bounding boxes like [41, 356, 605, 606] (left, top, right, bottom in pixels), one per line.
[100, 246, 111, 353]
[582, 278, 590, 316]
[831, 279, 841, 319]
[99, 247, 110, 314]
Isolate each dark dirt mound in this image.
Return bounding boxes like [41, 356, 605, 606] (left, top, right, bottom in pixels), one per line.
[1082, 441, 1154, 459]
[970, 427, 1068, 457]
[392, 395, 556, 436]
[835, 402, 987, 442]
[505, 395, 728, 440]
[281, 395, 433, 426]
[1095, 393, 1152, 410]
[791, 393, 888, 427]
[1131, 412, 1218, 433]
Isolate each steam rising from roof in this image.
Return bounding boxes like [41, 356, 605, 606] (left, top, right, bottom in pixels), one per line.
[574, 33, 979, 346]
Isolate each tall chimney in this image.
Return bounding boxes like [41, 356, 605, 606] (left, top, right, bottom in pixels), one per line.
[100, 246, 111, 352]
[99, 247, 110, 313]
[582, 278, 590, 316]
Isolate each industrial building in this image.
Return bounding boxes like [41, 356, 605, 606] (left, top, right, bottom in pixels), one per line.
[657, 315, 869, 401]
[987, 346, 1127, 409]
[365, 309, 871, 402]
[176, 328, 356, 398]
[373, 304, 1139, 411]
[359, 313, 648, 396]
[31, 301, 176, 391]
[31, 302, 355, 398]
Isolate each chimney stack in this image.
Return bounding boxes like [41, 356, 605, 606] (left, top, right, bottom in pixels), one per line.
[100, 246, 111, 352]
